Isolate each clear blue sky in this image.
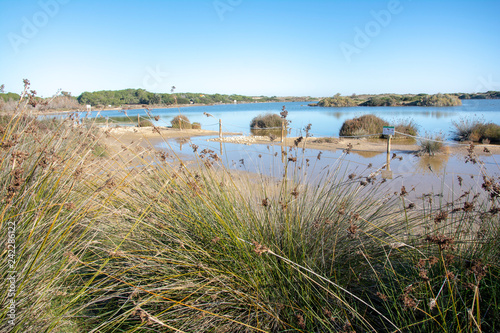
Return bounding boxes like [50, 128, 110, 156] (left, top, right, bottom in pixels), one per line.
[1, 0, 499, 97]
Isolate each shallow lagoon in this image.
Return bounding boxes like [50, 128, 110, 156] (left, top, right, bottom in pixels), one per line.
[85, 99, 500, 195]
[90, 99, 500, 138]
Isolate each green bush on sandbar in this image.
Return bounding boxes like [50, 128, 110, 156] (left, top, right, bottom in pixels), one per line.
[250, 113, 282, 129]
[171, 114, 192, 129]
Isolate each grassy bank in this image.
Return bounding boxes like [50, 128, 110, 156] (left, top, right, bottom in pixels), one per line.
[1, 86, 499, 332]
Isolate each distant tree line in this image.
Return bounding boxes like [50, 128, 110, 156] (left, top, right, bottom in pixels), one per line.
[314, 93, 464, 107]
[2, 85, 499, 112]
[76, 89, 279, 107]
[455, 91, 500, 100]
[0, 92, 21, 102]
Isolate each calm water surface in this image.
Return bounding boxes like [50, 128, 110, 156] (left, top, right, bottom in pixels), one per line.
[82, 100, 500, 195]
[90, 99, 500, 138]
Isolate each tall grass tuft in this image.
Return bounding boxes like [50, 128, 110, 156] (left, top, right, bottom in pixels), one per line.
[171, 114, 192, 129]
[339, 114, 388, 137]
[452, 117, 500, 143]
[250, 113, 282, 129]
[395, 119, 418, 137]
[339, 115, 418, 139]
[1, 82, 499, 332]
[0, 82, 116, 331]
[418, 133, 445, 155]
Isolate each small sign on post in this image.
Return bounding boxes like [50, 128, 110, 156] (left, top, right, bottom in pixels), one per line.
[383, 126, 395, 136]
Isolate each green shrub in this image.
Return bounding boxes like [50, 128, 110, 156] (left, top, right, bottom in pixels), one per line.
[339, 114, 388, 137]
[192, 122, 201, 129]
[250, 113, 282, 129]
[418, 133, 445, 155]
[482, 123, 500, 142]
[92, 116, 134, 124]
[138, 119, 153, 127]
[394, 119, 418, 137]
[409, 93, 462, 106]
[318, 94, 359, 107]
[171, 114, 192, 129]
[452, 118, 500, 143]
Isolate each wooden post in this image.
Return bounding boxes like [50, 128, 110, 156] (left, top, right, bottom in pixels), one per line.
[219, 119, 222, 138]
[220, 141, 223, 156]
[386, 135, 392, 171]
[179, 116, 182, 131]
[106, 116, 108, 128]
[137, 114, 140, 127]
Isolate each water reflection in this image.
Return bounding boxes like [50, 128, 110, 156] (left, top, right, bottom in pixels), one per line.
[323, 109, 458, 120]
[351, 151, 383, 158]
[174, 137, 189, 151]
[250, 128, 285, 138]
[416, 154, 450, 174]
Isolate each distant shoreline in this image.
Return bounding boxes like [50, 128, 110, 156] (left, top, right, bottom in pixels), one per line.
[33, 100, 316, 115]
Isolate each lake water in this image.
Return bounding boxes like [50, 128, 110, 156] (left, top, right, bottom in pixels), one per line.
[81, 100, 500, 196]
[90, 99, 500, 138]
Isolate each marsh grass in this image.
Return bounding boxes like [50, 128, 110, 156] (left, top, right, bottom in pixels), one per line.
[1, 84, 499, 332]
[339, 114, 387, 137]
[339, 115, 418, 139]
[138, 119, 153, 127]
[418, 133, 445, 155]
[90, 116, 134, 124]
[171, 114, 192, 129]
[250, 113, 283, 129]
[452, 117, 500, 143]
[0, 83, 116, 331]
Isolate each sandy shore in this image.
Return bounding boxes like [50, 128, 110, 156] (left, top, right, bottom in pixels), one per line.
[100, 127, 500, 155]
[209, 135, 500, 155]
[97, 126, 241, 169]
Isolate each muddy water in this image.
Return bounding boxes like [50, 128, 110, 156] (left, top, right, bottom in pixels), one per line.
[157, 135, 500, 201]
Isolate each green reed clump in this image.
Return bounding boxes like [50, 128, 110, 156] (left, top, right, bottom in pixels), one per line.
[2, 88, 499, 332]
[91, 116, 136, 124]
[395, 119, 418, 137]
[452, 117, 500, 143]
[340, 115, 418, 139]
[339, 114, 388, 137]
[0, 83, 116, 331]
[138, 119, 153, 127]
[367, 185, 500, 332]
[418, 133, 445, 155]
[171, 114, 192, 129]
[69, 154, 410, 332]
[68, 139, 499, 332]
[250, 113, 282, 129]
